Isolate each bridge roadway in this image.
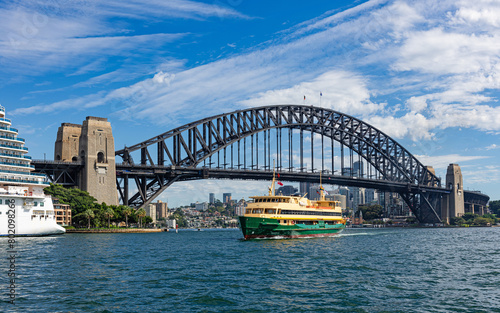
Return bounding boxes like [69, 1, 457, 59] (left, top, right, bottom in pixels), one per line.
[115, 164, 451, 196]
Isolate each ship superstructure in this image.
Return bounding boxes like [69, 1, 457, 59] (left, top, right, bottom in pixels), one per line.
[0, 105, 65, 236]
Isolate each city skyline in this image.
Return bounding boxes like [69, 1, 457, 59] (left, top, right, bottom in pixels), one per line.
[1, 0, 499, 206]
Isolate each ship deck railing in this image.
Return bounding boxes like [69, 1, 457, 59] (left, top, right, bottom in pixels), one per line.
[0, 177, 48, 185]
[0, 126, 18, 133]
[0, 161, 34, 169]
[0, 134, 24, 142]
[0, 143, 28, 151]
[0, 152, 31, 159]
[0, 169, 45, 177]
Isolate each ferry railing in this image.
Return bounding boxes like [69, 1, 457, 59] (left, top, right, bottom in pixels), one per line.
[0, 117, 11, 123]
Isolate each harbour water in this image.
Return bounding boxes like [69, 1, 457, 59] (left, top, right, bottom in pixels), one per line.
[2, 227, 500, 312]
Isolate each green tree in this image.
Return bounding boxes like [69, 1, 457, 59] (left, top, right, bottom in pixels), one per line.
[172, 208, 188, 227]
[136, 208, 146, 228]
[122, 206, 133, 227]
[489, 200, 500, 215]
[143, 216, 153, 226]
[359, 204, 384, 220]
[450, 216, 466, 226]
[104, 207, 115, 228]
[73, 209, 95, 229]
[44, 184, 98, 222]
[472, 216, 494, 226]
[462, 213, 478, 222]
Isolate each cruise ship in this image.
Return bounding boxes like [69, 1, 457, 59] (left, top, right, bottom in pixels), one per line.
[0, 106, 65, 236]
[238, 172, 346, 240]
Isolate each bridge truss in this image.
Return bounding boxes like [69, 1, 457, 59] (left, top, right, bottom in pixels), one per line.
[115, 105, 447, 224]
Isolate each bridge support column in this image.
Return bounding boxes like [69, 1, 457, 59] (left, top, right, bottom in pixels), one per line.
[442, 164, 464, 223]
[55, 117, 118, 206]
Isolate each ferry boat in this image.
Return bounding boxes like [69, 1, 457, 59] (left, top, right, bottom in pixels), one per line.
[0, 105, 65, 236]
[238, 172, 346, 240]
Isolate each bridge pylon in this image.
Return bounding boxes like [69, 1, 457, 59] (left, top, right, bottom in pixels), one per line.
[54, 117, 118, 206]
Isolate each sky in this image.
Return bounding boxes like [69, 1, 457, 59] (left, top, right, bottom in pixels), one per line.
[1, 0, 499, 207]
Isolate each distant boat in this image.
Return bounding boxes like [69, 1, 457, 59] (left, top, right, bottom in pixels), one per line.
[0, 106, 65, 236]
[238, 169, 345, 240]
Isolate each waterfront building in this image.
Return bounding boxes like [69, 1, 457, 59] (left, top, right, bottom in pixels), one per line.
[223, 193, 231, 204]
[156, 200, 168, 219]
[166, 219, 176, 229]
[54, 201, 72, 226]
[195, 202, 208, 211]
[145, 203, 157, 224]
[234, 199, 246, 216]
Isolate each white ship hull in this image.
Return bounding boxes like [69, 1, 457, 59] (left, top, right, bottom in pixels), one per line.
[0, 194, 65, 236]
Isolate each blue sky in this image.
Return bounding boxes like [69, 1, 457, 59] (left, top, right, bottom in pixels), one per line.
[1, 0, 499, 207]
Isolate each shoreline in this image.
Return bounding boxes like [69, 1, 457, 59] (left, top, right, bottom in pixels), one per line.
[66, 228, 162, 233]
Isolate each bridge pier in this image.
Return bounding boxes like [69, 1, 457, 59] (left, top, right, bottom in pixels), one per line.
[54, 117, 118, 206]
[441, 164, 464, 224]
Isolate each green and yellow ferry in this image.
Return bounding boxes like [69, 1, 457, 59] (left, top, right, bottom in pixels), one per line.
[238, 173, 346, 240]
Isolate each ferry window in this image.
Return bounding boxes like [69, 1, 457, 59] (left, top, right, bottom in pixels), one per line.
[34, 202, 37, 206]
[253, 209, 263, 214]
[40, 202, 44, 207]
[265, 209, 276, 214]
[246, 209, 252, 214]
[0, 199, 2, 204]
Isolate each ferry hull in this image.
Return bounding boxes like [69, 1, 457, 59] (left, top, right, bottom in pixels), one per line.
[238, 216, 344, 240]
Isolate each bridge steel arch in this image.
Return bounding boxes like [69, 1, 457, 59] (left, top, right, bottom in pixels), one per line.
[115, 105, 444, 223]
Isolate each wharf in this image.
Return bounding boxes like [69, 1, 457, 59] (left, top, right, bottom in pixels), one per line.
[66, 228, 162, 233]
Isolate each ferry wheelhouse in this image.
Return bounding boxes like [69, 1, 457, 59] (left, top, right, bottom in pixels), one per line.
[238, 173, 345, 240]
[0, 105, 65, 236]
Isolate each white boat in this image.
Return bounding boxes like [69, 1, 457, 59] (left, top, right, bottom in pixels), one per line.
[0, 105, 65, 236]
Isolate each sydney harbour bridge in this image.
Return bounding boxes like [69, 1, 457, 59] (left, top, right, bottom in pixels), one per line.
[33, 105, 490, 224]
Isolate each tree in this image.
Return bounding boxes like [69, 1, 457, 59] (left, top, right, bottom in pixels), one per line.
[359, 204, 384, 220]
[489, 200, 500, 215]
[143, 216, 153, 226]
[104, 207, 115, 228]
[450, 216, 466, 226]
[73, 209, 95, 229]
[136, 208, 146, 228]
[462, 213, 478, 222]
[122, 207, 133, 227]
[172, 208, 188, 227]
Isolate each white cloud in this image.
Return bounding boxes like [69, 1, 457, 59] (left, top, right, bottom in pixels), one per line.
[485, 144, 499, 150]
[240, 71, 385, 117]
[414, 154, 490, 170]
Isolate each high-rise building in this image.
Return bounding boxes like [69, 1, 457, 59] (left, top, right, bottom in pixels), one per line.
[353, 161, 364, 178]
[223, 193, 232, 204]
[339, 187, 351, 209]
[299, 182, 311, 197]
[365, 189, 375, 204]
[276, 185, 298, 196]
[209, 193, 215, 204]
[156, 200, 168, 220]
[145, 203, 157, 224]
